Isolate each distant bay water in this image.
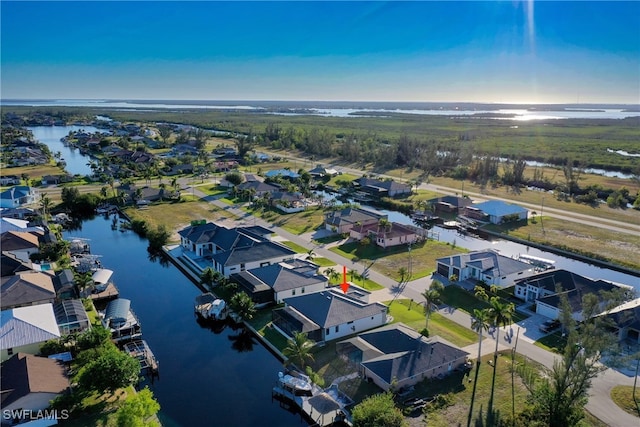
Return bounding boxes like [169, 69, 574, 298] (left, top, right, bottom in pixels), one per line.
[3, 99, 640, 121]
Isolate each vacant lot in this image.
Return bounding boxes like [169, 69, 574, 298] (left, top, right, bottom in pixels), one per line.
[330, 239, 466, 281]
[124, 200, 237, 243]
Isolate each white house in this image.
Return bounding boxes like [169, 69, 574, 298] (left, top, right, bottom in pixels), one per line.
[349, 221, 419, 249]
[272, 289, 388, 343]
[0, 304, 61, 362]
[231, 260, 328, 305]
[436, 250, 535, 287]
[0, 186, 37, 208]
[212, 241, 296, 277]
[466, 200, 528, 224]
[324, 207, 386, 234]
[514, 269, 631, 321]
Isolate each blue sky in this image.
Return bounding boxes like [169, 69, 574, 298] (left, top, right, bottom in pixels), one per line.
[2, 1, 639, 103]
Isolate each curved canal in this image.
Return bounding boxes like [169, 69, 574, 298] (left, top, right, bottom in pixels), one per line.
[64, 216, 305, 427]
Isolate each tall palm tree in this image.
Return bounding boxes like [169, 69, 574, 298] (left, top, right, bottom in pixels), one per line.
[486, 297, 515, 423]
[283, 332, 315, 369]
[421, 280, 444, 330]
[467, 308, 492, 427]
[39, 194, 52, 220]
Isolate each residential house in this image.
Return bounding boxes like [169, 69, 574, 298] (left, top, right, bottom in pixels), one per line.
[231, 259, 327, 304]
[0, 353, 70, 418]
[427, 196, 473, 214]
[354, 177, 411, 197]
[465, 200, 528, 224]
[272, 289, 388, 343]
[1, 231, 41, 263]
[236, 180, 280, 197]
[435, 250, 535, 287]
[324, 207, 386, 234]
[172, 144, 199, 156]
[350, 221, 418, 248]
[265, 169, 300, 180]
[179, 222, 258, 257]
[212, 241, 296, 276]
[0, 186, 37, 208]
[308, 164, 339, 178]
[1, 271, 56, 310]
[54, 299, 91, 335]
[0, 175, 21, 186]
[0, 207, 36, 219]
[337, 323, 469, 391]
[41, 174, 70, 185]
[53, 269, 77, 300]
[0, 304, 61, 362]
[0, 252, 33, 277]
[168, 163, 194, 175]
[603, 298, 640, 345]
[514, 269, 630, 321]
[0, 217, 44, 234]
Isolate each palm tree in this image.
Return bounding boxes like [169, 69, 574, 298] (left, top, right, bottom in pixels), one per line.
[467, 308, 492, 427]
[421, 280, 444, 330]
[74, 271, 94, 297]
[283, 331, 315, 369]
[39, 194, 52, 220]
[397, 267, 408, 284]
[200, 267, 217, 290]
[324, 267, 341, 284]
[486, 297, 515, 423]
[229, 291, 256, 322]
[305, 248, 316, 262]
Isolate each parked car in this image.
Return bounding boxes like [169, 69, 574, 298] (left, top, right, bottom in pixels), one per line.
[539, 319, 561, 333]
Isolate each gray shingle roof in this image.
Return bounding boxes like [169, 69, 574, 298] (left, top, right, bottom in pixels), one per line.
[212, 241, 295, 267]
[530, 270, 622, 312]
[436, 250, 532, 277]
[177, 222, 220, 244]
[284, 290, 387, 328]
[355, 323, 469, 384]
[1, 272, 56, 309]
[324, 207, 385, 227]
[246, 263, 326, 292]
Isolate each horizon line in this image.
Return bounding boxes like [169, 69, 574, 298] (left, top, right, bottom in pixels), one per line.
[2, 98, 639, 106]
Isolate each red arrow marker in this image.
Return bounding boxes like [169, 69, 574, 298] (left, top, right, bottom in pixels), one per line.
[340, 265, 349, 293]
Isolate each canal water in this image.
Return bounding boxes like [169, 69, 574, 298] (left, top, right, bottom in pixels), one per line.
[64, 216, 306, 427]
[28, 126, 101, 176]
[316, 190, 639, 288]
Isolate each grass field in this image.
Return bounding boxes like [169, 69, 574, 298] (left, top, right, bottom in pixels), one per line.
[610, 385, 640, 418]
[123, 199, 237, 242]
[249, 206, 326, 235]
[329, 239, 466, 281]
[484, 216, 640, 270]
[386, 299, 478, 347]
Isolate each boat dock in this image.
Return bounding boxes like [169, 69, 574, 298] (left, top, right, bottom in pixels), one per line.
[272, 371, 350, 426]
[124, 340, 159, 375]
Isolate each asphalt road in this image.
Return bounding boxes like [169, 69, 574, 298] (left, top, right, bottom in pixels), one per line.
[189, 185, 639, 427]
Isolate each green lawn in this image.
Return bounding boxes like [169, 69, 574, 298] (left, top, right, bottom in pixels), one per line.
[440, 285, 529, 323]
[247, 306, 289, 353]
[329, 239, 466, 281]
[385, 299, 477, 347]
[196, 184, 229, 197]
[610, 385, 640, 418]
[248, 206, 326, 235]
[534, 331, 567, 353]
[279, 240, 311, 253]
[327, 275, 385, 291]
[312, 257, 337, 267]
